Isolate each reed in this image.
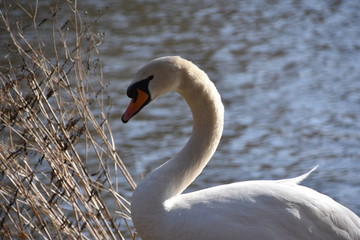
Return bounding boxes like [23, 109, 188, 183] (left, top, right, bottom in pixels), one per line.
[0, 1, 136, 239]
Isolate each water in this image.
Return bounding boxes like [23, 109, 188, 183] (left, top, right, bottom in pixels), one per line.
[87, 0, 360, 216]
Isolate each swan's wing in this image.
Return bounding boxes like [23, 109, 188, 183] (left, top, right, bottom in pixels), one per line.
[163, 180, 360, 240]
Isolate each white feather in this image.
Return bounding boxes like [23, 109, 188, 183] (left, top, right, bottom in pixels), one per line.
[123, 56, 360, 240]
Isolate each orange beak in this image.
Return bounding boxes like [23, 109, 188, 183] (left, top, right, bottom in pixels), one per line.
[122, 89, 150, 123]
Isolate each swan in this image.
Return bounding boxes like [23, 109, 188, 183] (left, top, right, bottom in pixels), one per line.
[121, 56, 360, 240]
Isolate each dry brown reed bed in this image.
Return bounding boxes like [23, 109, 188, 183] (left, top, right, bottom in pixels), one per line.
[0, 1, 137, 239]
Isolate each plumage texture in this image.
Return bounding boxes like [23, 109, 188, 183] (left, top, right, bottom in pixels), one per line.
[123, 56, 360, 240]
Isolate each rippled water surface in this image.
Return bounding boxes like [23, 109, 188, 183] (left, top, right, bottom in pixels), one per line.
[84, 0, 360, 215]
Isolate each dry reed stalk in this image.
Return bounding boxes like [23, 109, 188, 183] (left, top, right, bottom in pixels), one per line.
[0, 1, 137, 239]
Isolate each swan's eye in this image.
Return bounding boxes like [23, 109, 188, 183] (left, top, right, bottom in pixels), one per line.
[126, 75, 154, 101]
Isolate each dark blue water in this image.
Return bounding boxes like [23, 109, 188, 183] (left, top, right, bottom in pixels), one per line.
[89, 0, 360, 215]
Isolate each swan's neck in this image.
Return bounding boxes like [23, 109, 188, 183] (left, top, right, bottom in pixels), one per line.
[131, 67, 224, 224]
[166, 75, 224, 199]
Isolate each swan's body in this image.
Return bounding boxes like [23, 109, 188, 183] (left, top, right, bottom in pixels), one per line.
[122, 56, 360, 240]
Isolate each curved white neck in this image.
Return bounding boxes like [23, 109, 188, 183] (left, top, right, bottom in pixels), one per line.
[131, 66, 224, 218]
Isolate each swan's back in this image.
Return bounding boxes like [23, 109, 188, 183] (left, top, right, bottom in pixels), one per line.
[163, 179, 360, 240]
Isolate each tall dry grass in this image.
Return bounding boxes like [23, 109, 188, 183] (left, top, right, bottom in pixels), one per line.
[0, 1, 136, 239]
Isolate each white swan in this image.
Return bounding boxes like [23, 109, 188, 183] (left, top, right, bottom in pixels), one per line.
[122, 56, 360, 240]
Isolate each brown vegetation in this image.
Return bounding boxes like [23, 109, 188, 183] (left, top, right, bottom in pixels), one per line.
[0, 1, 136, 239]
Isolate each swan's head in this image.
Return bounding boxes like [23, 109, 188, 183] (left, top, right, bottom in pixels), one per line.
[121, 56, 184, 123]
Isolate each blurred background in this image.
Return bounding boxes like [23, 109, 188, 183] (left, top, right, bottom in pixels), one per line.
[6, 0, 360, 217]
[93, 0, 360, 214]
[89, 0, 360, 215]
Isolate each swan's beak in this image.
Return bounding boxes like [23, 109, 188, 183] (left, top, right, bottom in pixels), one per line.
[122, 89, 151, 123]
